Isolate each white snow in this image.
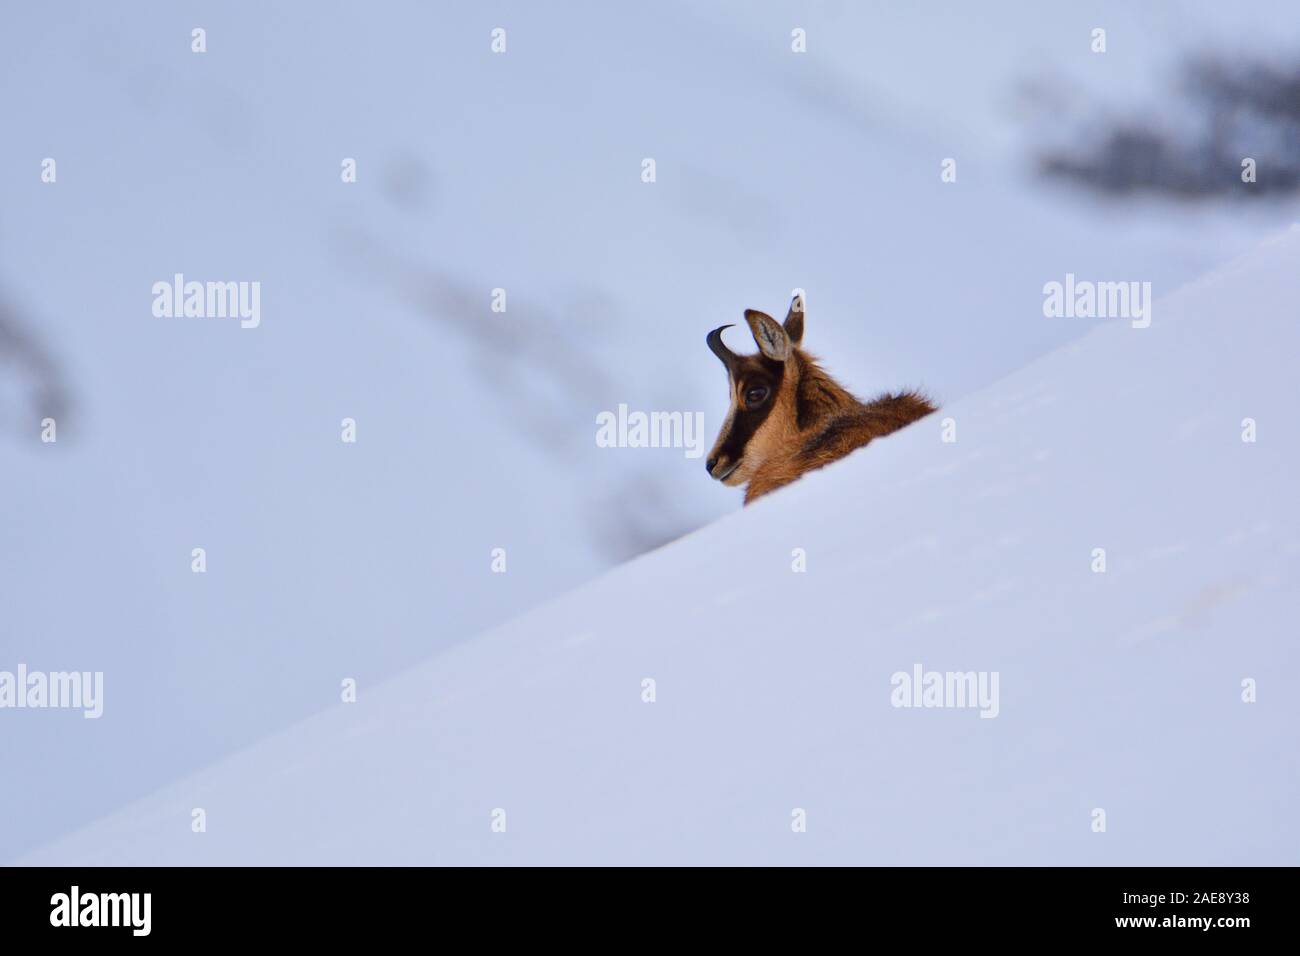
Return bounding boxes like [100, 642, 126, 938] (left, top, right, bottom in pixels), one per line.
[18, 229, 1300, 865]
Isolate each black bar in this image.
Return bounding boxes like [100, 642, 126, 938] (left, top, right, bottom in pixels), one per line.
[0, 866, 1279, 941]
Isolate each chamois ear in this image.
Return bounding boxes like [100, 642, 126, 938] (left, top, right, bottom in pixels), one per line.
[744, 309, 790, 362]
[783, 294, 805, 346]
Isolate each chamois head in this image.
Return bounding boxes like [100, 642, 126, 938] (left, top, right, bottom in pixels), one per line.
[705, 295, 937, 502]
[705, 294, 806, 487]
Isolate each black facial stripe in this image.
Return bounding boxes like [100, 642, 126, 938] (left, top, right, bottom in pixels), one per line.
[716, 360, 784, 460]
[718, 403, 771, 460]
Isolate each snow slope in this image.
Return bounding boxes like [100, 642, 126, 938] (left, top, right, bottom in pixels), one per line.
[18, 229, 1300, 866]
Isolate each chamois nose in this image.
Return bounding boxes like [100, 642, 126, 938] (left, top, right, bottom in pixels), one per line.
[706, 455, 719, 475]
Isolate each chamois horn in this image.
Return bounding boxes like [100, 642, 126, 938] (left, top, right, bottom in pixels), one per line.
[707, 324, 739, 372]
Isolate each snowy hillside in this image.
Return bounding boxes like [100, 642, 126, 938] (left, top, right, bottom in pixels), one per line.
[18, 230, 1300, 866]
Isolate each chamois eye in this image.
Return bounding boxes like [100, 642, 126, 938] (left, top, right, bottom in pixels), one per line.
[745, 385, 769, 406]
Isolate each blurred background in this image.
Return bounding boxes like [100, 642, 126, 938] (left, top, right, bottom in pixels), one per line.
[3, 0, 1300, 860]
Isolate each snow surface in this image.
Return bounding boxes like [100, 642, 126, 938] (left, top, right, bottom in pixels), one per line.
[18, 229, 1300, 865]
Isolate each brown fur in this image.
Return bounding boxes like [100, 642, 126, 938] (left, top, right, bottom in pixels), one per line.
[706, 297, 936, 504]
[745, 349, 934, 502]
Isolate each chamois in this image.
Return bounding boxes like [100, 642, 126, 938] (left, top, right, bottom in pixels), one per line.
[705, 295, 936, 504]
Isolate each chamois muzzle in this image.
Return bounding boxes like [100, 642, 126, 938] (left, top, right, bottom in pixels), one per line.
[707, 455, 738, 480]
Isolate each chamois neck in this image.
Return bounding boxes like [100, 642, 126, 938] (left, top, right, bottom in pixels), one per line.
[793, 351, 862, 432]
